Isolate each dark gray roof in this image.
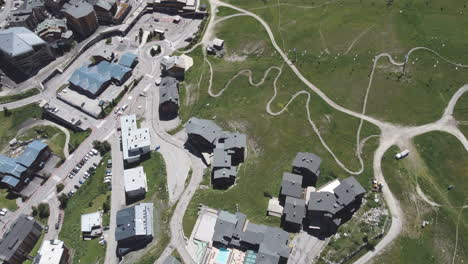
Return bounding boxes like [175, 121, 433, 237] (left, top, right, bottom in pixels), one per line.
[280, 172, 303, 199]
[212, 210, 237, 245]
[292, 152, 321, 175]
[185, 117, 222, 144]
[257, 226, 290, 263]
[334, 176, 365, 207]
[159, 76, 179, 104]
[241, 223, 265, 245]
[212, 148, 233, 168]
[115, 203, 153, 242]
[217, 132, 246, 150]
[213, 167, 236, 180]
[63, 0, 95, 18]
[0, 215, 42, 261]
[162, 256, 181, 264]
[88, 0, 116, 10]
[233, 212, 246, 239]
[308, 192, 341, 214]
[283, 196, 306, 224]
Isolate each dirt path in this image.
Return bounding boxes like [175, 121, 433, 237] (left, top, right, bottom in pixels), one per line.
[202, 1, 468, 263]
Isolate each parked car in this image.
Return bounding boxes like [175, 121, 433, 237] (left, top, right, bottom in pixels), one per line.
[104, 176, 112, 181]
[45, 226, 49, 233]
[107, 159, 112, 168]
[67, 190, 75, 197]
[79, 179, 84, 184]
[114, 107, 120, 114]
[68, 173, 74, 179]
[121, 104, 128, 111]
[0, 208, 7, 216]
[92, 149, 99, 155]
[55, 223, 59, 230]
[84, 172, 90, 178]
[74, 185, 80, 189]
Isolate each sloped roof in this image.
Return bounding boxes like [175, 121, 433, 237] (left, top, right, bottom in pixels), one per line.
[185, 117, 222, 144]
[0, 156, 27, 179]
[16, 140, 48, 167]
[159, 76, 179, 104]
[0, 215, 42, 261]
[115, 203, 153, 242]
[118, 52, 138, 68]
[213, 167, 236, 180]
[217, 132, 246, 150]
[160, 55, 184, 70]
[36, 18, 67, 34]
[62, 0, 95, 18]
[280, 172, 303, 199]
[1, 176, 20, 188]
[69, 60, 131, 95]
[308, 191, 341, 214]
[283, 196, 306, 224]
[0, 27, 45, 57]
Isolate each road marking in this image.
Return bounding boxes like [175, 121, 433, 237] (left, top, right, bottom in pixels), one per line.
[145, 73, 154, 78]
[104, 130, 115, 141]
[46, 192, 55, 200]
[97, 120, 107, 129]
[143, 83, 151, 92]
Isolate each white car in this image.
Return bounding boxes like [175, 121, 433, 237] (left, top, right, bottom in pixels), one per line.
[0, 208, 7, 216]
[91, 149, 99, 155]
[121, 104, 128, 111]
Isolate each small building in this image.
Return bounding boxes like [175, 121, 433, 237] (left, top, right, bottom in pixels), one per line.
[81, 211, 103, 239]
[212, 38, 224, 49]
[0, 140, 51, 191]
[124, 166, 148, 202]
[216, 132, 246, 165]
[158, 76, 179, 120]
[120, 115, 151, 164]
[185, 117, 222, 152]
[162, 256, 181, 264]
[115, 203, 153, 256]
[0, 27, 54, 80]
[42, 102, 89, 132]
[292, 152, 321, 187]
[279, 172, 303, 203]
[118, 52, 138, 69]
[160, 55, 185, 79]
[34, 239, 70, 264]
[282, 196, 306, 231]
[153, 0, 197, 13]
[89, 0, 117, 25]
[0, 215, 43, 264]
[267, 197, 283, 217]
[6, 0, 47, 30]
[62, 0, 98, 39]
[35, 18, 72, 43]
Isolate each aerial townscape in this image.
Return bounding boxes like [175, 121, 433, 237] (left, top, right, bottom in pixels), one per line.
[0, 0, 466, 263]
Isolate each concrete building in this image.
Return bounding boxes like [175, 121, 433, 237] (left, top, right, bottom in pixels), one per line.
[211, 210, 291, 264]
[0, 140, 51, 191]
[185, 117, 222, 152]
[0, 215, 43, 264]
[158, 76, 179, 120]
[81, 211, 103, 239]
[160, 55, 185, 79]
[7, 0, 47, 30]
[115, 203, 153, 256]
[118, 52, 138, 68]
[34, 239, 70, 264]
[292, 152, 321, 187]
[279, 172, 303, 203]
[282, 196, 306, 231]
[124, 166, 148, 202]
[88, 0, 117, 25]
[42, 101, 89, 132]
[68, 59, 132, 98]
[0, 27, 54, 80]
[62, 0, 98, 39]
[120, 115, 151, 164]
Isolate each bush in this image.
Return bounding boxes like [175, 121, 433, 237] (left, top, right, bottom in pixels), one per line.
[58, 193, 69, 209]
[103, 195, 110, 213]
[56, 183, 65, 193]
[92, 140, 111, 155]
[38, 203, 50, 218]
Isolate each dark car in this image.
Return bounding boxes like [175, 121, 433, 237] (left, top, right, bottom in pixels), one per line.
[55, 223, 59, 230]
[74, 185, 80, 189]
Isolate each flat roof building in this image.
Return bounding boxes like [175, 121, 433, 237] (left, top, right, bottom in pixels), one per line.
[34, 239, 69, 264]
[120, 115, 151, 164]
[0, 215, 43, 264]
[81, 211, 103, 239]
[62, 0, 98, 38]
[115, 203, 153, 256]
[124, 166, 148, 201]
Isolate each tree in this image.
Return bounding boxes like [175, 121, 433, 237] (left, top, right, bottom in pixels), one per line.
[102, 195, 110, 213]
[3, 107, 9, 117]
[92, 140, 111, 155]
[58, 193, 69, 209]
[32, 206, 38, 217]
[38, 203, 50, 218]
[56, 183, 65, 193]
